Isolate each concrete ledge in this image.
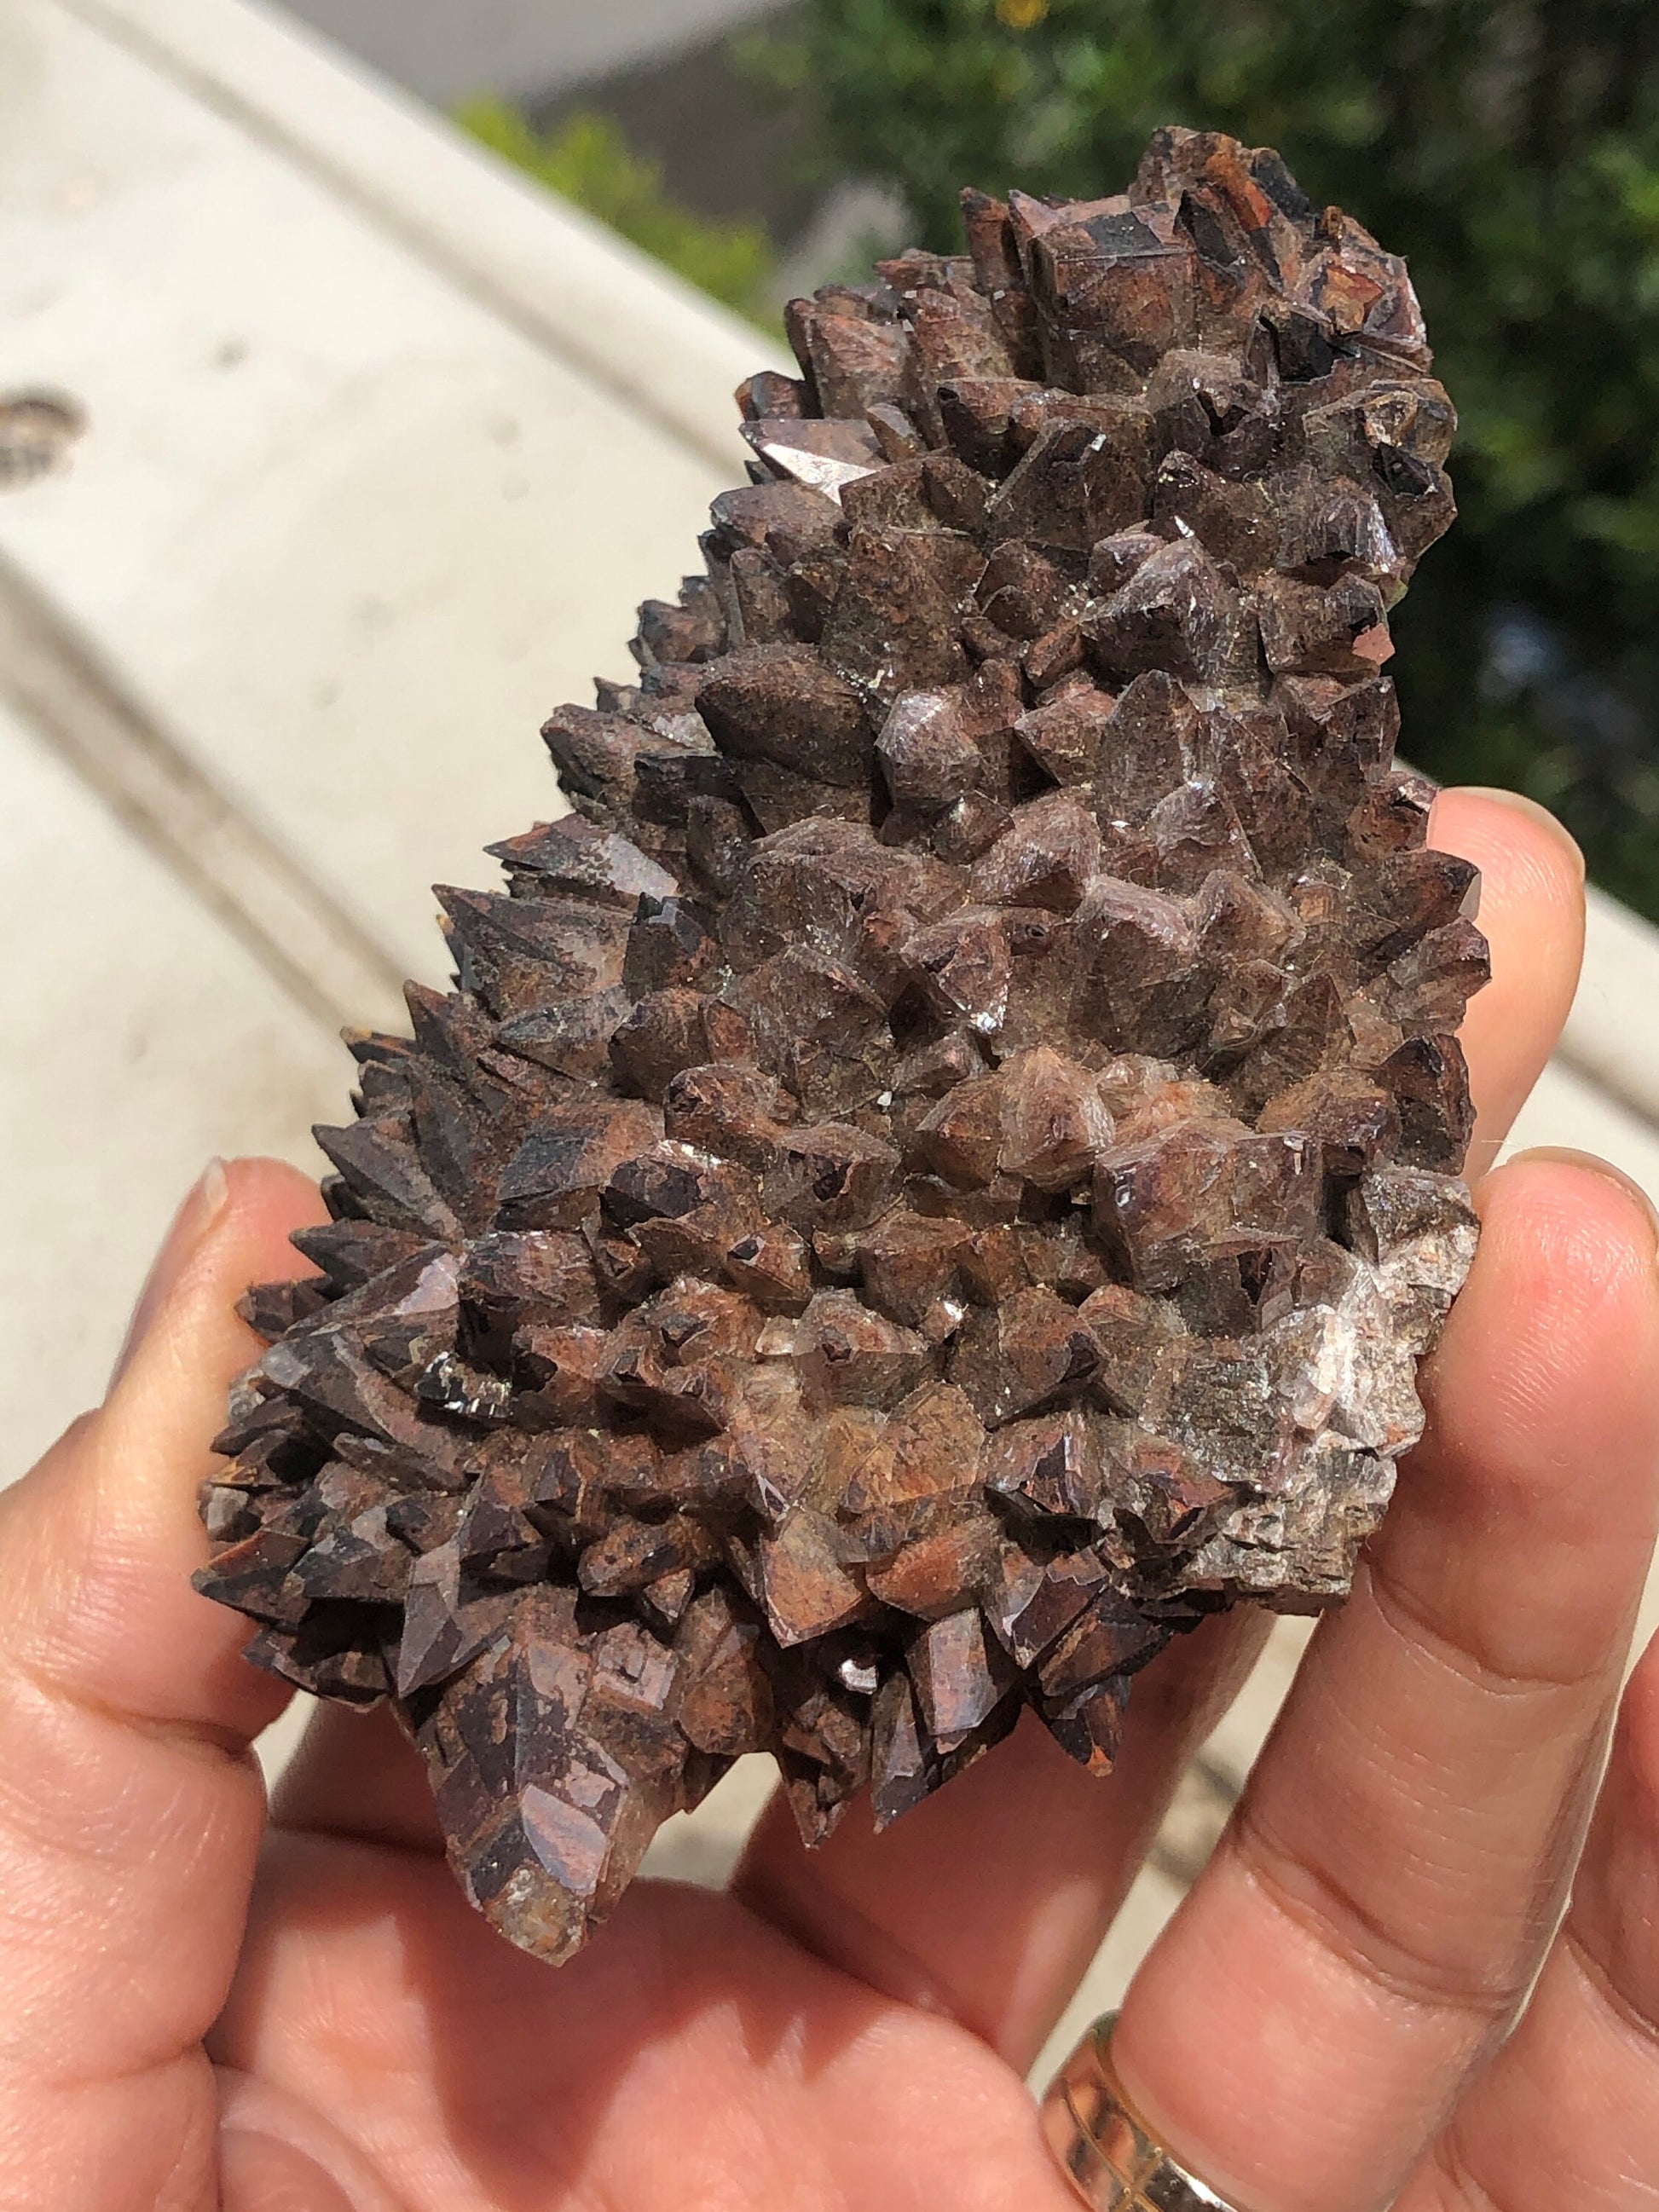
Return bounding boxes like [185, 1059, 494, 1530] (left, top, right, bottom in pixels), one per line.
[63, 0, 791, 475]
[1563, 887, 1659, 1131]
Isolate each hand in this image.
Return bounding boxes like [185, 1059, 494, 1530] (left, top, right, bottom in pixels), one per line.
[2, 788, 1654, 2212]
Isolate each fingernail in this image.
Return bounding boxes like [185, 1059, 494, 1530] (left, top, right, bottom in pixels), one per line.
[109, 1158, 231, 1388]
[1505, 1146, 1659, 1257]
[1455, 786, 1587, 881]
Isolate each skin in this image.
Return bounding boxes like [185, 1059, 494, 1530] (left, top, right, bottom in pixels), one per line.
[2, 786, 1656, 2212]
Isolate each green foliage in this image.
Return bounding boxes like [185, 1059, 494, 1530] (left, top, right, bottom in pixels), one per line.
[767, 0, 1659, 915]
[457, 98, 778, 328]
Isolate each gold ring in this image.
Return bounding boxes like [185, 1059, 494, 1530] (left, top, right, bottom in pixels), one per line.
[1040, 2013, 1243, 2212]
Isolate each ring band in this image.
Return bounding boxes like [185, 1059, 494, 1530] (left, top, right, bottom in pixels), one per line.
[1040, 2013, 1242, 2212]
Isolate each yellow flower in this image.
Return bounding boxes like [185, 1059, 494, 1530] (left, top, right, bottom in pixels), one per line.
[996, 0, 1049, 28]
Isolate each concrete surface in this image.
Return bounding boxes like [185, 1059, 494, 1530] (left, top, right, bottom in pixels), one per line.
[6, 0, 1659, 2057]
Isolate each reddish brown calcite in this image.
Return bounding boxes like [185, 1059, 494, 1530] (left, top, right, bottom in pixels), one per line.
[196, 129, 1483, 1965]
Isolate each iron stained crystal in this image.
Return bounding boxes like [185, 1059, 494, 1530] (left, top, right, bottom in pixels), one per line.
[195, 129, 1484, 1964]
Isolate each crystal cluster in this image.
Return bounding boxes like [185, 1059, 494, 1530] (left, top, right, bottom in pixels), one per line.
[196, 130, 1484, 1964]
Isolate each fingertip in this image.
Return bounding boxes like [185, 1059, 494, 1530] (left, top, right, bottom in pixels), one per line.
[1429, 788, 1587, 1175]
[219, 2133, 362, 2212]
[1432, 1150, 1659, 1439]
[1470, 1146, 1659, 1285]
[108, 1157, 326, 1405]
[215, 1156, 332, 1284]
[1406, 1147, 1659, 1594]
[215, 2070, 406, 2212]
[1491, 1146, 1659, 1246]
[1431, 785, 1586, 928]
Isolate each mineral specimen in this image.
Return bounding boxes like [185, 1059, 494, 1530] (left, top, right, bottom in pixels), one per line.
[195, 129, 1484, 1965]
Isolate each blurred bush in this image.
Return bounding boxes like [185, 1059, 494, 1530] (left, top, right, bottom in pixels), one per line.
[458, 98, 779, 327]
[754, 0, 1659, 915]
